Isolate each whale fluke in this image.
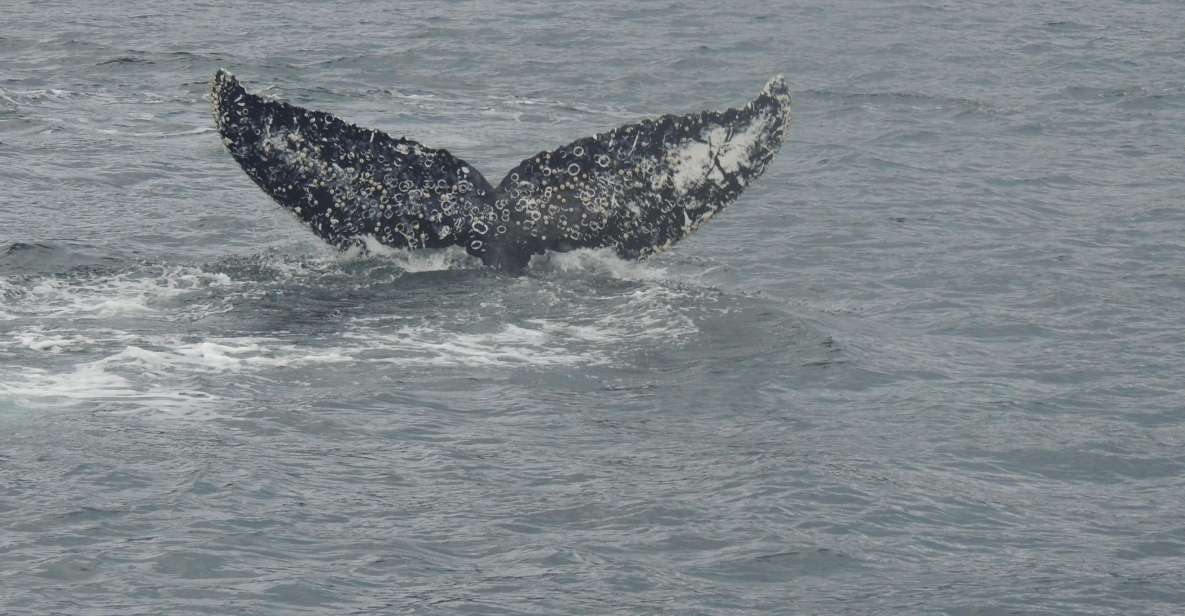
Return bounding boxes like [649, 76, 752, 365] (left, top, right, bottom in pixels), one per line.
[211, 69, 791, 271]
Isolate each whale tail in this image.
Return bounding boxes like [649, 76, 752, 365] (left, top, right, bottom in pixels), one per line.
[212, 70, 790, 271]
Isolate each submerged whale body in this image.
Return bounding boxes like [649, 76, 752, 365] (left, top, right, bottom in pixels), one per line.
[211, 70, 791, 271]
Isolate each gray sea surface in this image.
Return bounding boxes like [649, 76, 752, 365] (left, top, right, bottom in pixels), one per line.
[2, 1, 1184, 614]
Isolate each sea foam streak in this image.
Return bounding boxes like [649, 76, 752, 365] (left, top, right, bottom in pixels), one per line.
[1, 252, 708, 418]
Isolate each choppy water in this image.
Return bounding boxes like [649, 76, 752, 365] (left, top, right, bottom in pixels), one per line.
[3, 1, 1184, 614]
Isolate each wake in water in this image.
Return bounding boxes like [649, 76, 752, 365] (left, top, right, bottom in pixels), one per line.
[2, 244, 831, 419]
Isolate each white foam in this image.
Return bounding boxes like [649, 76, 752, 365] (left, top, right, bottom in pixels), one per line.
[527, 248, 671, 282]
[102, 339, 353, 374]
[0, 87, 78, 105]
[1, 251, 708, 419]
[342, 323, 596, 367]
[600, 285, 700, 342]
[0, 333, 353, 419]
[335, 270, 703, 368]
[351, 240, 667, 278]
[10, 266, 238, 320]
[529, 320, 620, 344]
[1, 363, 139, 401]
[0, 277, 20, 321]
[12, 329, 99, 353]
[352, 238, 482, 272]
[0, 361, 232, 421]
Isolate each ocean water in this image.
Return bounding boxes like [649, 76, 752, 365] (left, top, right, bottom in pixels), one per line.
[2, 1, 1184, 614]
